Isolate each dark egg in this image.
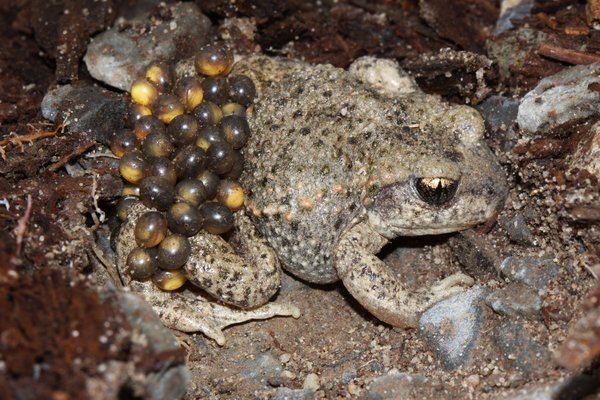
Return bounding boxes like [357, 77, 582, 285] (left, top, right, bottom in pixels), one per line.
[221, 150, 244, 180]
[127, 247, 158, 280]
[199, 201, 234, 235]
[196, 170, 220, 199]
[201, 77, 230, 105]
[134, 211, 168, 248]
[134, 115, 166, 142]
[175, 76, 204, 111]
[228, 75, 256, 106]
[167, 201, 202, 236]
[221, 115, 250, 149]
[192, 101, 223, 127]
[216, 179, 245, 211]
[110, 129, 141, 157]
[116, 196, 139, 222]
[144, 62, 174, 92]
[152, 268, 187, 291]
[139, 176, 176, 211]
[128, 103, 153, 127]
[173, 145, 207, 178]
[194, 44, 233, 77]
[153, 93, 185, 124]
[168, 114, 199, 147]
[195, 125, 224, 151]
[176, 178, 208, 207]
[143, 131, 174, 159]
[119, 151, 147, 184]
[207, 141, 235, 175]
[157, 234, 192, 270]
[146, 157, 177, 185]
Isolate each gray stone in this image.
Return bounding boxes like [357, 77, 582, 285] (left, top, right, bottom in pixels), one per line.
[478, 95, 519, 133]
[499, 256, 559, 292]
[364, 371, 429, 400]
[502, 213, 534, 245]
[84, 2, 212, 91]
[240, 352, 283, 387]
[493, 320, 551, 378]
[116, 292, 190, 399]
[494, 0, 535, 35]
[418, 286, 488, 369]
[486, 283, 541, 318]
[272, 387, 315, 400]
[517, 63, 600, 133]
[41, 84, 128, 145]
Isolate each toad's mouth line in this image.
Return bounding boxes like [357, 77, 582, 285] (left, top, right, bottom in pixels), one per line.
[387, 222, 479, 237]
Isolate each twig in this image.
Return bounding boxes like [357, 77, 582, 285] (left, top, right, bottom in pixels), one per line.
[47, 136, 96, 172]
[538, 42, 600, 65]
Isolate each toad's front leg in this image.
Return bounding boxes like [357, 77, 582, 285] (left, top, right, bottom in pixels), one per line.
[334, 222, 474, 327]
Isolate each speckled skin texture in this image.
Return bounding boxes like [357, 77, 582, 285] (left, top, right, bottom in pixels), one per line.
[117, 56, 507, 342]
[236, 56, 507, 326]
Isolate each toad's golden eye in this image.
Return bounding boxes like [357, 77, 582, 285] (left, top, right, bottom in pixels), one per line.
[414, 177, 459, 206]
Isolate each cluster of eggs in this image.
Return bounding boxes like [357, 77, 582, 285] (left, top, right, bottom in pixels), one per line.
[111, 44, 256, 291]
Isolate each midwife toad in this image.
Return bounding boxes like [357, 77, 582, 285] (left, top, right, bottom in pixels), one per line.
[116, 56, 507, 344]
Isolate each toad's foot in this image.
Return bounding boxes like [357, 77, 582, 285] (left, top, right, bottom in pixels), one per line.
[335, 222, 474, 328]
[133, 280, 300, 346]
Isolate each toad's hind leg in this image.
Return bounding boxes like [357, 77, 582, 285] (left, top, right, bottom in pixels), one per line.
[183, 210, 285, 308]
[334, 222, 474, 328]
[133, 281, 300, 346]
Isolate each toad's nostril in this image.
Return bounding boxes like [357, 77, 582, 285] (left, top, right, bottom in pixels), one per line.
[413, 177, 459, 206]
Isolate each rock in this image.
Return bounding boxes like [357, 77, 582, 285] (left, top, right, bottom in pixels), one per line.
[570, 121, 600, 177]
[41, 84, 128, 146]
[486, 283, 541, 318]
[364, 370, 428, 400]
[499, 256, 559, 292]
[240, 352, 283, 387]
[272, 387, 316, 400]
[502, 213, 534, 245]
[493, 320, 551, 378]
[302, 373, 320, 391]
[115, 291, 189, 400]
[494, 0, 535, 35]
[517, 63, 600, 133]
[84, 2, 212, 91]
[419, 286, 488, 369]
[478, 95, 519, 132]
[448, 230, 500, 280]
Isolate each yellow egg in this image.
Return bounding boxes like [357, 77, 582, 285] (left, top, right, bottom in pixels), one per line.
[131, 78, 158, 106]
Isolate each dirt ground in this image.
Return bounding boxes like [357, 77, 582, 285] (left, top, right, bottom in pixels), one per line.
[0, 0, 599, 399]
